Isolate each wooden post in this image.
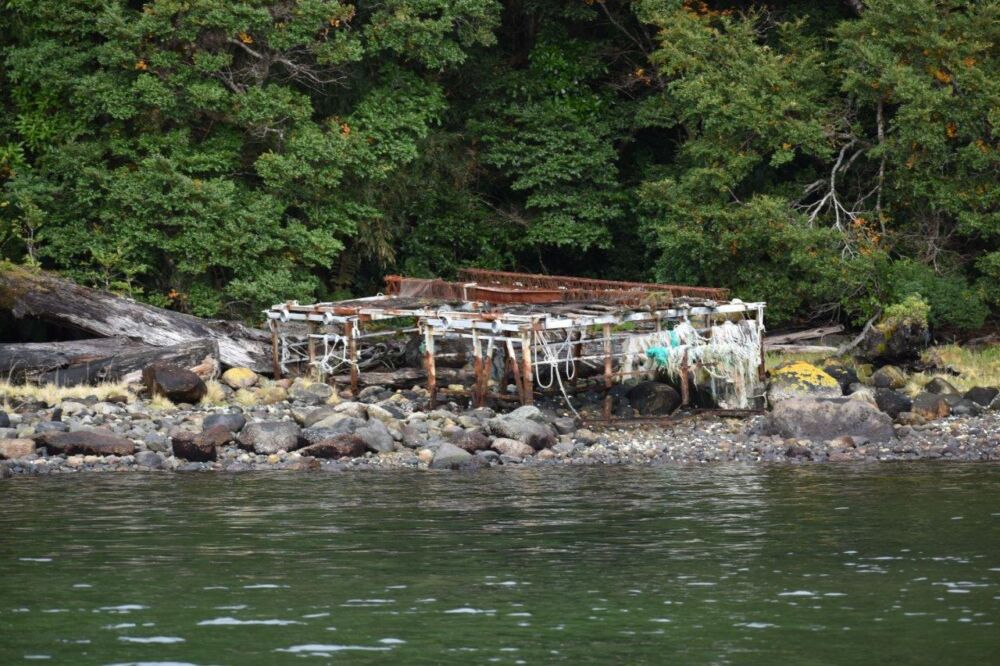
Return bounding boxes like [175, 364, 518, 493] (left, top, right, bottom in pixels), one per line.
[307, 321, 317, 380]
[424, 325, 437, 408]
[346, 320, 359, 397]
[520, 329, 534, 405]
[602, 323, 613, 419]
[506, 339, 524, 403]
[756, 306, 767, 382]
[472, 327, 485, 408]
[270, 321, 282, 379]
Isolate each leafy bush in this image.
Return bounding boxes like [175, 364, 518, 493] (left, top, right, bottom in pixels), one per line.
[888, 261, 988, 330]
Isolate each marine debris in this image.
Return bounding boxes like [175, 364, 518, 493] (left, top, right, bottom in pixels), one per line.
[266, 270, 767, 416]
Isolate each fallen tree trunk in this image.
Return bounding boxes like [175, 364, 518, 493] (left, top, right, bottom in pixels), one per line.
[764, 344, 839, 354]
[0, 266, 270, 372]
[0, 337, 218, 386]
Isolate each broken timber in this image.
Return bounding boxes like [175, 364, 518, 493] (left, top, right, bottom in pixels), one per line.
[0, 266, 270, 372]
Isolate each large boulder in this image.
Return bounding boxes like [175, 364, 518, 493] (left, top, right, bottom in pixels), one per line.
[170, 426, 230, 462]
[355, 420, 395, 453]
[627, 382, 681, 416]
[39, 429, 137, 456]
[487, 416, 556, 450]
[874, 388, 912, 419]
[451, 429, 491, 453]
[856, 309, 930, 365]
[766, 362, 841, 404]
[430, 442, 473, 469]
[288, 380, 334, 405]
[143, 363, 207, 404]
[298, 435, 367, 459]
[220, 367, 258, 389]
[911, 392, 951, 420]
[202, 412, 246, 433]
[761, 398, 896, 443]
[924, 377, 960, 395]
[964, 386, 999, 407]
[237, 421, 301, 454]
[950, 399, 983, 417]
[491, 438, 535, 459]
[0, 438, 36, 459]
[870, 365, 907, 390]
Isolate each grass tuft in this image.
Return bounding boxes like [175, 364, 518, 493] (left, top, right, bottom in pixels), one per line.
[199, 379, 228, 407]
[0, 380, 133, 406]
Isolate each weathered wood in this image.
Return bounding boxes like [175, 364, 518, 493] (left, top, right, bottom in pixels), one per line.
[765, 344, 839, 354]
[0, 337, 218, 386]
[330, 366, 469, 390]
[764, 325, 844, 346]
[0, 266, 270, 371]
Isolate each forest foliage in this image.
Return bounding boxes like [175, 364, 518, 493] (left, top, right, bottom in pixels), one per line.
[0, 0, 996, 328]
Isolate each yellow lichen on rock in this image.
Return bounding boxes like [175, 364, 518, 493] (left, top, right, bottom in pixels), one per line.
[772, 362, 839, 389]
[221, 367, 258, 389]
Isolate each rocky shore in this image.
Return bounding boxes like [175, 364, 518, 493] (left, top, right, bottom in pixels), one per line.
[1, 365, 998, 477]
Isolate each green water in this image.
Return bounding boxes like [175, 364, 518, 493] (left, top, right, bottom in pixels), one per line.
[1, 465, 998, 665]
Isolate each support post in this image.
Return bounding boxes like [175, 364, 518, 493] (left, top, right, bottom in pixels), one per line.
[506, 339, 524, 403]
[520, 328, 534, 405]
[602, 323, 613, 419]
[571, 329, 582, 390]
[270, 321, 282, 379]
[346, 320, 358, 397]
[424, 325, 437, 408]
[756, 306, 767, 383]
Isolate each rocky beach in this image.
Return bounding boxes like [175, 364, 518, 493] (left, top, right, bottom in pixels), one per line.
[2, 357, 998, 478]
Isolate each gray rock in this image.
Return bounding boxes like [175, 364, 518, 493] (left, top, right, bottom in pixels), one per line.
[762, 398, 896, 443]
[355, 420, 394, 453]
[143, 432, 171, 453]
[573, 428, 598, 445]
[870, 365, 907, 389]
[950, 398, 983, 417]
[401, 424, 427, 449]
[964, 386, 998, 407]
[0, 439, 36, 460]
[0, 411, 9, 428]
[333, 402, 369, 419]
[874, 389, 912, 419]
[924, 377, 960, 395]
[507, 405, 547, 423]
[552, 416, 577, 435]
[491, 438, 535, 459]
[430, 442, 473, 469]
[134, 450, 163, 469]
[487, 416, 556, 450]
[475, 449, 501, 464]
[551, 440, 577, 456]
[823, 365, 859, 394]
[203, 412, 246, 433]
[912, 392, 951, 420]
[0, 427, 18, 440]
[237, 421, 301, 454]
[628, 381, 681, 416]
[451, 428, 491, 453]
[289, 381, 334, 405]
[297, 405, 338, 427]
[38, 429, 138, 456]
[35, 421, 69, 434]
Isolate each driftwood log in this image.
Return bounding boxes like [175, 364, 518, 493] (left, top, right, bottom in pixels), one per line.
[330, 367, 472, 390]
[0, 266, 270, 372]
[0, 337, 219, 386]
[764, 325, 844, 346]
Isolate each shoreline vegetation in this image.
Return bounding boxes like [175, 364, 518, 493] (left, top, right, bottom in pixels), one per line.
[2, 343, 998, 478]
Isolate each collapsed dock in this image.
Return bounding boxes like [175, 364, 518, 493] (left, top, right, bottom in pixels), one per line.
[265, 270, 767, 418]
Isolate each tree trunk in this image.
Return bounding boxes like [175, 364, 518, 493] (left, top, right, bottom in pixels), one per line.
[0, 266, 270, 371]
[0, 337, 219, 386]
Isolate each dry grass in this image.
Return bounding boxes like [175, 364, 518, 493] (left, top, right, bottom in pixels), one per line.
[199, 379, 228, 407]
[233, 388, 260, 407]
[0, 379, 134, 407]
[148, 393, 177, 411]
[902, 344, 1000, 396]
